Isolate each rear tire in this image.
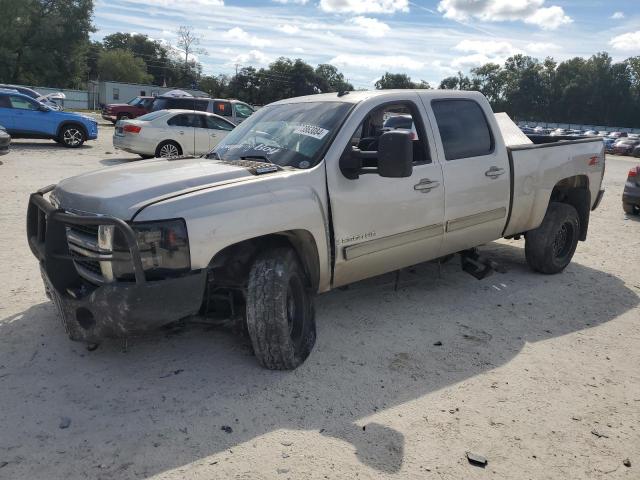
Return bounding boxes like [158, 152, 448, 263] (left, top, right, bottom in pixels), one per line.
[246, 247, 316, 370]
[59, 125, 85, 148]
[155, 140, 182, 158]
[623, 203, 638, 215]
[525, 202, 580, 274]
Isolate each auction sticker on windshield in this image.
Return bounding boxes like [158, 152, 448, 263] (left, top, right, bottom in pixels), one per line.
[293, 124, 330, 140]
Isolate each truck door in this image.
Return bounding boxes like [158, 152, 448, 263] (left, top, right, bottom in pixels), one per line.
[424, 97, 510, 254]
[193, 114, 213, 155]
[327, 96, 445, 287]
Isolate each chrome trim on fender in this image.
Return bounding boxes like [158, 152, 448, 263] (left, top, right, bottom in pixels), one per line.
[344, 223, 443, 261]
[446, 207, 507, 233]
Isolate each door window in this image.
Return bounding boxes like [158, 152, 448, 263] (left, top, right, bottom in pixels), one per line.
[233, 103, 254, 119]
[167, 114, 201, 127]
[348, 102, 430, 164]
[9, 95, 38, 110]
[431, 99, 494, 160]
[113, 88, 120, 100]
[0, 96, 11, 108]
[204, 116, 234, 131]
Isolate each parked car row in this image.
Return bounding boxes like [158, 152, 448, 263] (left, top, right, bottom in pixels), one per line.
[0, 84, 65, 110]
[102, 94, 255, 125]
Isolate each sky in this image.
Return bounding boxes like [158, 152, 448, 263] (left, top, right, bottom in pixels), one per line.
[93, 0, 640, 89]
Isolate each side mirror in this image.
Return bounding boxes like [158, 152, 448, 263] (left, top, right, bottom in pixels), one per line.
[377, 130, 413, 178]
[339, 130, 413, 179]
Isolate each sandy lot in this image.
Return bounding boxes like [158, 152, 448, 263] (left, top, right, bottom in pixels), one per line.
[1, 121, 639, 479]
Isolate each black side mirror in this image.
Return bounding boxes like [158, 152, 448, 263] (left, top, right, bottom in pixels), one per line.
[377, 130, 413, 178]
[339, 130, 413, 179]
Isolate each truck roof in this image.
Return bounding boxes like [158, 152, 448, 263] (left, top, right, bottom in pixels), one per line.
[271, 89, 486, 106]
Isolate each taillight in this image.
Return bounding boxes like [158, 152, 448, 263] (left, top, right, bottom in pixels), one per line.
[629, 167, 638, 178]
[123, 124, 141, 134]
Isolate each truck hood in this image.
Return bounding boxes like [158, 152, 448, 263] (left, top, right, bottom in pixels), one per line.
[52, 157, 256, 220]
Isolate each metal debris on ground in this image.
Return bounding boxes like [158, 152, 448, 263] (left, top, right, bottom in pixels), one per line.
[59, 417, 71, 429]
[466, 451, 488, 467]
[623, 459, 631, 467]
[221, 426, 233, 433]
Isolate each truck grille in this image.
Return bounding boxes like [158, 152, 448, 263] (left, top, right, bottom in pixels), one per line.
[66, 224, 114, 285]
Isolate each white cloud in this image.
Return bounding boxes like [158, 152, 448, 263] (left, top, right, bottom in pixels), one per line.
[319, 0, 408, 14]
[277, 23, 300, 34]
[293, 47, 305, 53]
[231, 50, 272, 65]
[437, 0, 572, 30]
[611, 11, 624, 20]
[223, 27, 271, 48]
[525, 42, 560, 54]
[609, 31, 640, 51]
[350, 16, 391, 37]
[452, 39, 520, 68]
[329, 54, 423, 70]
[524, 6, 572, 30]
[272, 0, 308, 3]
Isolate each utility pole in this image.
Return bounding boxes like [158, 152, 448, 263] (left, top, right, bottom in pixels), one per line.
[234, 63, 240, 98]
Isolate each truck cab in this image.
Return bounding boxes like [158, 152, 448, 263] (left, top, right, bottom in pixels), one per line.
[27, 90, 605, 369]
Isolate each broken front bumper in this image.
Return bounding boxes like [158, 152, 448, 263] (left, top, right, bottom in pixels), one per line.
[27, 186, 206, 343]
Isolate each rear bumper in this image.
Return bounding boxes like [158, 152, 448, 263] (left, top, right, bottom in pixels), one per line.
[623, 187, 640, 206]
[27, 187, 206, 342]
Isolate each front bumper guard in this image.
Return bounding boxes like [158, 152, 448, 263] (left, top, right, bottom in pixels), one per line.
[27, 186, 205, 342]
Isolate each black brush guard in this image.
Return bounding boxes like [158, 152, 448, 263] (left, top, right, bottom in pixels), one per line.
[26, 185, 206, 342]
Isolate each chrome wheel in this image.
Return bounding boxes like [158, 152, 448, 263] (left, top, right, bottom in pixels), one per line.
[159, 143, 180, 157]
[62, 128, 84, 147]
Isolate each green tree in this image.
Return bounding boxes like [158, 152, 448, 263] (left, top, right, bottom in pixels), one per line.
[375, 72, 415, 89]
[97, 49, 152, 83]
[315, 64, 353, 92]
[0, 0, 94, 87]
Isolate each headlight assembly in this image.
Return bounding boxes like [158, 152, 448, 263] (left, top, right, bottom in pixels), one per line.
[113, 219, 190, 281]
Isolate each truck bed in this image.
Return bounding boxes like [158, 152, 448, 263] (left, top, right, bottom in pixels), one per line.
[503, 137, 605, 237]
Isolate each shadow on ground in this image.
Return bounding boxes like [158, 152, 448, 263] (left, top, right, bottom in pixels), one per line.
[0, 242, 637, 478]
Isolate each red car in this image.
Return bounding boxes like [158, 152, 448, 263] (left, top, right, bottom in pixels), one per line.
[101, 96, 154, 124]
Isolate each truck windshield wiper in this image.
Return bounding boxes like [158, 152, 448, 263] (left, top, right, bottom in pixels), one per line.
[240, 155, 274, 163]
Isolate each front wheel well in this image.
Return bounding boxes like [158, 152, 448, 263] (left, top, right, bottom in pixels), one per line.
[207, 231, 321, 292]
[549, 175, 590, 241]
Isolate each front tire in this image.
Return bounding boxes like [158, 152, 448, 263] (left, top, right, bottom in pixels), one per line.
[525, 202, 580, 274]
[155, 140, 182, 158]
[246, 247, 316, 370]
[623, 203, 638, 215]
[59, 125, 85, 148]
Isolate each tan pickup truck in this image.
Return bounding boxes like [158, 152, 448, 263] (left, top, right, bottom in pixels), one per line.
[27, 90, 605, 369]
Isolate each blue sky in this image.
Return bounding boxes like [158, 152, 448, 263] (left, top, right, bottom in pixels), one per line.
[93, 0, 640, 89]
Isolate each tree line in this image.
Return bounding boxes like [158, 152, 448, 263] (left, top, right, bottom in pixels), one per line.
[1, 0, 639, 127]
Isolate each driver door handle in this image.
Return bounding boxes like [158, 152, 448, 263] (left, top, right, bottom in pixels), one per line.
[178, 131, 185, 135]
[414, 178, 440, 192]
[485, 166, 505, 178]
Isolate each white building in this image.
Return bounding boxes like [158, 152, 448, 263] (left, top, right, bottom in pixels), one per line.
[88, 81, 208, 108]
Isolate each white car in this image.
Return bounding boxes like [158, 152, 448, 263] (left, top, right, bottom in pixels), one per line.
[113, 109, 236, 158]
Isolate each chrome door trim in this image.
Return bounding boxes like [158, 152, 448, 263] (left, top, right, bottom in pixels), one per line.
[446, 207, 506, 233]
[344, 223, 444, 261]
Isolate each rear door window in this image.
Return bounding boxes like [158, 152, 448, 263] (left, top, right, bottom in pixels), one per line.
[214, 101, 232, 117]
[167, 114, 200, 127]
[431, 99, 494, 160]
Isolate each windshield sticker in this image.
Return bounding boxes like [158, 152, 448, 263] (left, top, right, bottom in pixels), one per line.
[293, 124, 330, 140]
[254, 143, 281, 155]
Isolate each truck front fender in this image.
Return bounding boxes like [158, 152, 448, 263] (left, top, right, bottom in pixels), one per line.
[134, 175, 332, 293]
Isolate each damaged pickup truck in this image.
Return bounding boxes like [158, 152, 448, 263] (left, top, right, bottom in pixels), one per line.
[27, 90, 605, 370]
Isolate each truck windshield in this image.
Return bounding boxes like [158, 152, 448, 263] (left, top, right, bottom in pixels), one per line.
[208, 101, 353, 169]
[127, 97, 142, 106]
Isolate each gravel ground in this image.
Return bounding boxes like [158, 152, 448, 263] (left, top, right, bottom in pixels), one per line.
[1, 121, 639, 479]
